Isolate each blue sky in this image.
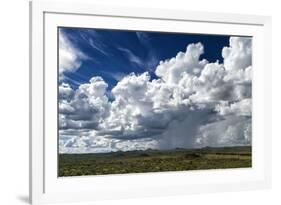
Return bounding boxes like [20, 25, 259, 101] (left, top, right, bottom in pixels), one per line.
[59, 27, 230, 90]
[58, 27, 252, 153]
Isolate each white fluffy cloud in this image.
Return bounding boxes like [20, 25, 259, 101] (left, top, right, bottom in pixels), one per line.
[215, 98, 251, 116]
[59, 83, 74, 100]
[59, 30, 86, 76]
[59, 36, 252, 153]
[195, 115, 251, 147]
[155, 43, 208, 83]
[59, 77, 110, 130]
[222, 37, 252, 71]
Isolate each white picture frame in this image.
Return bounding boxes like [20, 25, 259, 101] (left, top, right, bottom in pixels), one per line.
[30, 1, 272, 204]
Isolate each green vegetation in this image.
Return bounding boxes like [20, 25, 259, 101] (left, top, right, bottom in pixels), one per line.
[58, 146, 251, 176]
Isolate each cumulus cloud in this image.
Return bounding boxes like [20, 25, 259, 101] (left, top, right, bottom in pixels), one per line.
[195, 115, 251, 147]
[215, 98, 251, 116]
[60, 134, 114, 153]
[155, 43, 208, 83]
[59, 83, 74, 100]
[59, 36, 252, 153]
[222, 37, 252, 71]
[59, 30, 86, 77]
[59, 76, 110, 130]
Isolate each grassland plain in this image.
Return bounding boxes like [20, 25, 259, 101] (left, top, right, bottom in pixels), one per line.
[58, 146, 251, 176]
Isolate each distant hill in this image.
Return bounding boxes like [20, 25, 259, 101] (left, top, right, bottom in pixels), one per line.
[60, 145, 252, 156]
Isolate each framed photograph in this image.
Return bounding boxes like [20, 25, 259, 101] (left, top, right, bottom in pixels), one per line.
[30, 1, 271, 204]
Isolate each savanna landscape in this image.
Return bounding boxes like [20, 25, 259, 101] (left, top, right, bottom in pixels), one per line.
[59, 146, 251, 176]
